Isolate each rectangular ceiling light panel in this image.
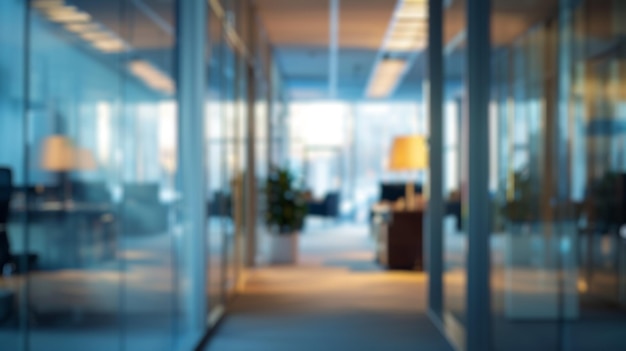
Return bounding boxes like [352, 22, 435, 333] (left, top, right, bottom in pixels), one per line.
[91, 38, 127, 53]
[32, 0, 65, 9]
[365, 0, 427, 98]
[384, 0, 428, 53]
[80, 31, 114, 41]
[129, 60, 175, 95]
[44, 6, 91, 23]
[366, 59, 407, 98]
[34, 1, 129, 54]
[65, 23, 101, 34]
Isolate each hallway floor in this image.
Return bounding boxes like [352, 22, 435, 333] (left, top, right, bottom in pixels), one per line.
[206, 223, 453, 351]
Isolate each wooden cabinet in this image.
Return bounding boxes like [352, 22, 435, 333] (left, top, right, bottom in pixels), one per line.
[375, 210, 424, 270]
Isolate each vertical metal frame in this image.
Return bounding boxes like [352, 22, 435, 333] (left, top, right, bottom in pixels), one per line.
[556, 1, 575, 349]
[466, 0, 491, 350]
[176, 0, 208, 337]
[20, 1, 31, 349]
[267, 50, 274, 171]
[245, 0, 258, 268]
[329, 0, 339, 98]
[427, 0, 444, 320]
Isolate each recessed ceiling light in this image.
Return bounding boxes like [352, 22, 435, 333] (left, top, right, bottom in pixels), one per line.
[91, 38, 126, 53]
[364, 0, 429, 98]
[32, 0, 65, 9]
[65, 23, 101, 33]
[44, 5, 91, 23]
[367, 59, 407, 98]
[80, 31, 113, 41]
[47, 12, 91, 23]
[128, 60, 175, 95]
[44, 5, 78, 14]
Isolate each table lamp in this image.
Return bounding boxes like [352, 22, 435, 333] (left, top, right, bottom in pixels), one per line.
[40, 135, 76, 172]
[40, 135, 77, 202]
[388, 135, 428, 211]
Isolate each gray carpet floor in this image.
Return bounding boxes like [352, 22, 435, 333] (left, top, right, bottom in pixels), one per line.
[206, 223, 453, 351]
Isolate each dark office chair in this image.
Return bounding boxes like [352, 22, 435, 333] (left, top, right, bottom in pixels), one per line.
[0, 168, 37, 274]
[0, 168, 14, 323]
[380, 183, 423, 203]
[0, 168, 13, 272]
[307, 192, 340, 218]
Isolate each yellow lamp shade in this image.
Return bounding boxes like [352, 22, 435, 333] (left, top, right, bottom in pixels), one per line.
[40, 135, 76, 171]
[388, 135, 429, 171]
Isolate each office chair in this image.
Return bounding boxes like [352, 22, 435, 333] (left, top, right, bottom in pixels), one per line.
[0, 168, 13, 323]
[0, 168, 12, 272]
[0, 168, 37, 274]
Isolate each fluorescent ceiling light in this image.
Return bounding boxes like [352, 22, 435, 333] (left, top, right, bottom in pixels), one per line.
[47, 12, 91, 23]
[391, 26, 428, 37]
[32, 0, 65, 9]
[366, 59, 407, 98]
[385, 40, 426, 51]
[364, 0, 428, 98]
[128, 60, 175, 95]
[65, 23, 101, 33]
[44, 5, 91, 23]
[209, 0, 225, 18]
[393, 18, 427, 29]
[44, 5, 79, 15]
[91, 38, 127, 53]
[403, 0, 427, 5]
[80, 31, 113, 41]
[396, 9, 427, 19]
[389, 30, 426, 40]
[397, 0, 428, 18]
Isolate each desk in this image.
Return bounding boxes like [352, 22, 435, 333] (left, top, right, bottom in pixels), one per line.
[372, 206, 424, 270]
[8, 201, 114, 269]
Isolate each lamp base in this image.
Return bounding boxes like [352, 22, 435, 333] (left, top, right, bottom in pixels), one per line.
[405, 182, 415, 211]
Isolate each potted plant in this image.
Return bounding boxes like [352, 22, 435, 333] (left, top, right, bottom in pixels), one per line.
[501, 169, 579, 320]
[502, 170, 540, 224]
[265, 166, 307, 264]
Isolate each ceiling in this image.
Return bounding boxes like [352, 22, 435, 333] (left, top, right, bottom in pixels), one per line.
[257, 0, 562, 101]
[46, 0, 563, 102]
[256, 0, 401, 101]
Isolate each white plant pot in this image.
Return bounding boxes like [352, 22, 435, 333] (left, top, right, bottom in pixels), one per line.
[270, 233, 298, 265]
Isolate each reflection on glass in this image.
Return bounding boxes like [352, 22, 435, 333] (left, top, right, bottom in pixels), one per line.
[489, 0, 626, 350]
[442, 0, 467, 344]
[0, 0, 197, 350]
[206, 6, 225, 320]
[0, 4, 27, 350]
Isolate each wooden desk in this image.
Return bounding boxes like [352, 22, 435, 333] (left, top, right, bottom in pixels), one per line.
[8, 201, 115, 269]
[375, 210, 424, 270]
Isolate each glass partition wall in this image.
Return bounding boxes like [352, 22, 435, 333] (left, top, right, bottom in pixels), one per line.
[0, 1, 27, 349]
[489, 1, 564, 349]
[430, 0, 626, 350]
[206, 3, 225, 322]
[0, 0, 280, 350]
[489, 0, 626, 349]
[441, 0, 467, 348]
[558, 0, 626, 348]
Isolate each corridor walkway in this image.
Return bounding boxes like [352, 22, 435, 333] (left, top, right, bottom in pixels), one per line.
[206, 223, 453, 351]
